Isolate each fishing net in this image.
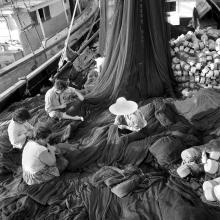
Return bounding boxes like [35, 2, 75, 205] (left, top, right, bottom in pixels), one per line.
[86, 0, 176, 109]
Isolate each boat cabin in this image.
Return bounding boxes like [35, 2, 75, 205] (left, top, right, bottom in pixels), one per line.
[0, 0, 73, 67]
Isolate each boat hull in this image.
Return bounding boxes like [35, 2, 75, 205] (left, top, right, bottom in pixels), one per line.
[0, 1, 98, 112]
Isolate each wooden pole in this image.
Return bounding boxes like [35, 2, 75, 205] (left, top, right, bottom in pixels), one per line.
[36, 9, 46, 39]
[61, 0, 69, 24]
[58, 0, 79, 69]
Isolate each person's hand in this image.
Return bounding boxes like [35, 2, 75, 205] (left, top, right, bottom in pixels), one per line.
[48, 145, 62, 155]
[114, 115, 120, 125]
[168, 130, 185, 137]
[74, 116, 84, 121]
[118, 125, 126, 130]
[114, 115, 123, 125]
[118, 125, 138, 131]
[47, 144, 56, 154]
[26, 131, 33, 138]
[53, 146, 62, 155]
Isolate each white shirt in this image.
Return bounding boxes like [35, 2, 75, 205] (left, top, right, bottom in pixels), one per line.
[45, 87, 76, 113]
[22, 140, 48, 173]
[8, 119, 33, 149]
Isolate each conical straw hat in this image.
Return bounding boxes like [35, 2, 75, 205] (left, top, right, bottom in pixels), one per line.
[109, 97, 138, 116]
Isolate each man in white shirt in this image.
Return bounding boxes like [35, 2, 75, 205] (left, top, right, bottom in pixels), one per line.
[45, 79, 84, 121]
[8, 108, 34, 149]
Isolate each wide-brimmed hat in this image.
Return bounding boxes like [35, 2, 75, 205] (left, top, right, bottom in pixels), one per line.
[109, 97, 138, 116]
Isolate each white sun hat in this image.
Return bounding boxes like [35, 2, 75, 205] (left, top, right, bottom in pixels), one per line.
[109, 97, 138, 116]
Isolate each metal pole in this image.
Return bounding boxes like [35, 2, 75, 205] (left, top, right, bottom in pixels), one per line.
[61, 0, 69, 24]
[36, 9, 46, 39]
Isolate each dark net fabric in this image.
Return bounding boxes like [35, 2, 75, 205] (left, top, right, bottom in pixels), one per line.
[86, 0, 175, 108]
[2, 93, 220, 218]
[98, 0, 107, 56]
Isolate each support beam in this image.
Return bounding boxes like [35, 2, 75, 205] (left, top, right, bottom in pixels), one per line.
[61, 0, 69, 23]
[36, 9, 46, 39]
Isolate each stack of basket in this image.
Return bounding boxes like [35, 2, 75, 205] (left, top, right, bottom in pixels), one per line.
[170, 27, 220, 95]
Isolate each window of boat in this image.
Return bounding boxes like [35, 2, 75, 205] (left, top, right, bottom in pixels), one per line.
[44, 6, 51, 20]
[38, 6, 51, 22]
[38, 8, 45, 22]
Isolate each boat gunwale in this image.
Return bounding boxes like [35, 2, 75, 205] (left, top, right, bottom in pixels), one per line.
[0, 1, 98, 77]
[0, 0, 99, 111]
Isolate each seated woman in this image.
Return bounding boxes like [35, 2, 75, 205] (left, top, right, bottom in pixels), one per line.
[110, 97, 167, 141]
[8, 108, 34, 149]
[22, 123, 68, 185]
[84, 69, 99, 94]
[111, 97, 147, 132]
[110, 97, 196, 142]
[109, 97, 199, 168]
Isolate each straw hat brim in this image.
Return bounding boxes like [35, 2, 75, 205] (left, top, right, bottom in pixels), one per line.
[109, 99, 138, 116]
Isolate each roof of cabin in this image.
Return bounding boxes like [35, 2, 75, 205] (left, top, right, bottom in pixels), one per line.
[0, 0, 60, 14]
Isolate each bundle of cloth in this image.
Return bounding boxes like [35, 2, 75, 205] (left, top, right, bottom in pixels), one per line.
[173, 88, 220, 142]
[175, 138, 220, 204]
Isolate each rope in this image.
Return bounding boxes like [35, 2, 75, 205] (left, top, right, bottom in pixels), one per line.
[52, 29, 99, 81]
[58, 0, 80, 70]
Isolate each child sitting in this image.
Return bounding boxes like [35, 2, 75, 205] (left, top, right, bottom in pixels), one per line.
[8, 108, 34, 149]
